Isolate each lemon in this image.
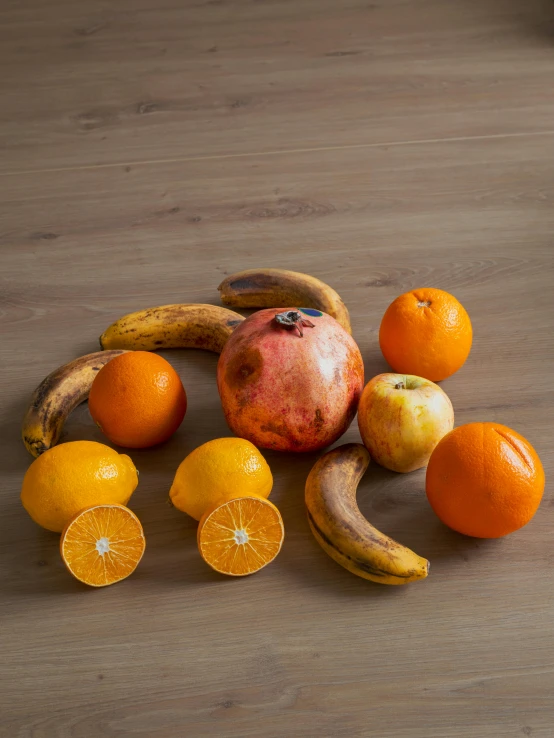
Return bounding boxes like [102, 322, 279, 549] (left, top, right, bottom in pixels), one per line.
[170, 438, 273, 521]
[21, 441, 138, 532]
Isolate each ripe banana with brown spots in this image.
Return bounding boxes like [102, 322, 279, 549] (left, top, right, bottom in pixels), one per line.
[218, 268, 352, 334]
[22, 350, 128, 458]
[305, 443, 429, 585]
[99, 304, 245, 353]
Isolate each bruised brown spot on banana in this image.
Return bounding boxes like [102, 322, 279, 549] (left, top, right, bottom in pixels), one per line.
[305, 443, 429, 585]
[99, 304, 245, 353]
[218, 268, 352, 334]
[22, 350, 128, 458]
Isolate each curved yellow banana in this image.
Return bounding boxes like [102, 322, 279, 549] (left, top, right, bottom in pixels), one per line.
[22, 350, 127, 458]
[305, 443, 429, 584]
[218, 268, 351, 333]
[99, 304, 244, 353]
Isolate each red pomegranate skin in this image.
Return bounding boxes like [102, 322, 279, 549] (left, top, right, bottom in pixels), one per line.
[217, 308, 364, 452]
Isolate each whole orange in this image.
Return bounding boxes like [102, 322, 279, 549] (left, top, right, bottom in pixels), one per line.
[426, 422, 545, 538]
[89, 351, 187, 448]
[379, 288, 472, 381]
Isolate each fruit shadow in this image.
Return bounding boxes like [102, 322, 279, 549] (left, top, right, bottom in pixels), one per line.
[5, 354, 234, 596]
[0, 397, 68, 601]
[265, 449, 392, 599]
[274, 451, 502, 595]
[0, 394, 38, 474]
[132, 507, 226, 588]
[502, 0, 554, 43]
[106, 410, 234, 588]
[356, 465, 505, 569]
[1, 518, 113, 604]
[362, 349, 391, 383]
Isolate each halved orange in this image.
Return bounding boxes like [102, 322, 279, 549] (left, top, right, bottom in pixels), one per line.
[197, 496, 284, 576]
[60, 504, 145, 587]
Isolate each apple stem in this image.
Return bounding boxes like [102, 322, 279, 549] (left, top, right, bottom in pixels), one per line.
[395, 382, 405, 390]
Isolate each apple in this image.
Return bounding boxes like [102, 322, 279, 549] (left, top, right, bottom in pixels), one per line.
[357, 373, 454, 473]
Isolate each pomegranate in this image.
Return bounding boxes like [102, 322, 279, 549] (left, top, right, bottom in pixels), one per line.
[217, 308, 364, 452]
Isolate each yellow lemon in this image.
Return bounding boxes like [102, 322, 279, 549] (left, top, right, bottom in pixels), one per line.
[21, 441, 138, 532]
[170, 438, 273, 521]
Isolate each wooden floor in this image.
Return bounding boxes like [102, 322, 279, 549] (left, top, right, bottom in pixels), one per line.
[2, 0, 554, 736]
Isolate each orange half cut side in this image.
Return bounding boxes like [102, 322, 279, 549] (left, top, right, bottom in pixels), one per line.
[197, 496, 284, 576]
[60, 504, 146, 587]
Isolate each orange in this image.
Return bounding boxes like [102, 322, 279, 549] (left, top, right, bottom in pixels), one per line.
[21, 440, 138, 532]
[379, 288, 472, 381]
[89, 351, 187, 448]
[169, 438, 273, 521]
[61, 504, 145, 587]
[426, 423, 545, 538]
[197, 496, 284, 576]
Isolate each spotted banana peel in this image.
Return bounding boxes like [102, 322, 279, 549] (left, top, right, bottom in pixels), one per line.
[218, 268, 351, 334]
[305, 443, 429, 585]
[22, 350, 128, 458]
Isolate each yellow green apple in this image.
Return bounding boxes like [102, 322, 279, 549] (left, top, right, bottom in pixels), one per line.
[357, 373, 454, 473]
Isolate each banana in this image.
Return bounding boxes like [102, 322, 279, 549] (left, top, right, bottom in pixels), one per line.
[99, 304, 244, 353]
[218, 268, 352, 334]
[305, 443, 429, 585]
[22, 350, 128, 458]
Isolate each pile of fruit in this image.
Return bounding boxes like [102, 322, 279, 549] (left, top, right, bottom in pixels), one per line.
[20, 269, 545, 587]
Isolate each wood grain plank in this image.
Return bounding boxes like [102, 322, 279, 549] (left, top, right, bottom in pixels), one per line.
[2, 0, 554, 735]
[2, 134, 554, 736]
[1, 0, 554, 172]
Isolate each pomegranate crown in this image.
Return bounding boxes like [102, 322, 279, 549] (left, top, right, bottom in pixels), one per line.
[274, 308, 322, 337]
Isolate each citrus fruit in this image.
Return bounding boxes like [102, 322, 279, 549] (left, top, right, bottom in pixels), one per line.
[88, 351, 187, 448]
[197, 496, 284, 575]
[379, 288, 472, 381]
[21, 441, 138, 532]
[426, 422, 545, 538]
[169, 437, 273, 521]
[61, 504, 145, 587]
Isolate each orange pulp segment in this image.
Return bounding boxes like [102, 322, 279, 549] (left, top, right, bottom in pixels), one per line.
[60, 504, 145, 587]
[197, 496, 284, 576]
